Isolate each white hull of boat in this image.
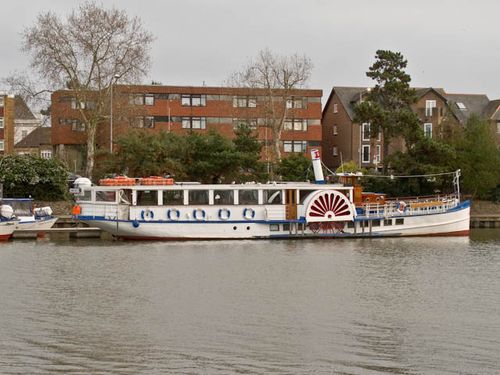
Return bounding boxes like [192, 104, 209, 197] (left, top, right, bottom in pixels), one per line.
[12, 217, 58, 238]
[82, 201, 470, 240]
[0, 220, 19, 241]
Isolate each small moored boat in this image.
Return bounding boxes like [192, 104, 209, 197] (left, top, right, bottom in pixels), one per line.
[2, 198, 57, 236]
[0, 204, 19, 241]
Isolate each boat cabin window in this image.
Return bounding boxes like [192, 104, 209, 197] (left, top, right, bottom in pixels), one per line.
[137, 190, 158, 206]
[189, 190, 209, 205]
[96, 191, 116, 203]
[163, 190, 184, 205]
[239, 190, 259, 205]
[3, 199, 32, 215]
[299, 190, 314, 204]
[214, 190, 234, 205]
[119, 190, 132, 204]
[395, 218, 404, 225]
[79, 190, 92, 201]
[263, 190, 282, 205]
[269, 224, 279, 231]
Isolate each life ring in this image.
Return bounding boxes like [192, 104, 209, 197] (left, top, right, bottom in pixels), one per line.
[141, 209, 154, 220]
[132, 220, 140, 228]
[396, 201, 407, 214]
[167, 208, 181, 221]
[193, 208, 206, 221]
[243, 208, 255, 220]
[218, 208, 231, 221]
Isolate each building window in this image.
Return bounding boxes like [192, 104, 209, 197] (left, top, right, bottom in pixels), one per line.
[129, 93, 155, 106]
[456, 102, 466, 110]
[73, 122, 85, 132]
[233, 96, 257, 108]
[129, 94, 144, 105]
[144, 94, 155, 106]
[0, 140, 4, 151]
[283, 140, 307, 153]
[333, 125, 338, 135]
[21, 130, 28, 139]
[182, 117, 206, 129]
[424, 123, 432, 138]
[70, 98, 94, 109]
[362, 122, 370, 141]
[60, 118, 84, 131]
[0, 97, 3, 107]
[40, 150, 52, 159]
[132, 116, 155, 128]
[182, 94, 206, 107]
[333, 146, 338, 156]
[233, 118, 257, 129]
[497, 121, 500, 134]
[286, 97, 304, 109]
[144, 116, 155, 128]
[333, 103, 338, 113]
[425, 100, 436, 116]
[283, 119, 307, 131]
[375, 145, 381, 164]
[362, 145, 370, 164]
[0, 118, 3, 129]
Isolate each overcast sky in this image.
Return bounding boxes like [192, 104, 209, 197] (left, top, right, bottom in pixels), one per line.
[1, 0, 499, 104]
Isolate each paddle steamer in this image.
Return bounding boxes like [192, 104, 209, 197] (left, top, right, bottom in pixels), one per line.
[72, 150, 470, 240]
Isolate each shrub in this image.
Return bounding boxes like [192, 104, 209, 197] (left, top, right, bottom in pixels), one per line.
[0, 154, 69, 200]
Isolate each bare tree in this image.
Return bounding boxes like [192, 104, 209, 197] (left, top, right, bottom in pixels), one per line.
[2, 72, 51, 113]
[229, 49, 313, 170]
[22, 1, 153, 177]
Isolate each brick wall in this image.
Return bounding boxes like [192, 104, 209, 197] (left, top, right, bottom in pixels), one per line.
[52, 85, 323, 163]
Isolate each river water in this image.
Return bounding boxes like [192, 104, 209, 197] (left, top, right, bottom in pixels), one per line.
[0, 229, 499, 374]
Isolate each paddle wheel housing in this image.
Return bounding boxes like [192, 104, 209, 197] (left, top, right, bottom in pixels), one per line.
[304, 190, 356, 223]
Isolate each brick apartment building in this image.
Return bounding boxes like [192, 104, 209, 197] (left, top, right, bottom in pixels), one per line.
[51, 85, 323, 174]
[322, 86, 500, 170]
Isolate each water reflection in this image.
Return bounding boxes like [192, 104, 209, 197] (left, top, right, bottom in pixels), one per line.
[0, 231, 499, 374]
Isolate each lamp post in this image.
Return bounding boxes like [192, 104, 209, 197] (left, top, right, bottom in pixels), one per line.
[167, 98, 171, 132]
[110, 74, 120, 153]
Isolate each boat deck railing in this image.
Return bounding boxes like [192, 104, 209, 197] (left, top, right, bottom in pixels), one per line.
[358, 194, 460, 219]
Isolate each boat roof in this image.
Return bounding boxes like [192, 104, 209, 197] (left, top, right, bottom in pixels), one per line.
[90, 182, 353, 190]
